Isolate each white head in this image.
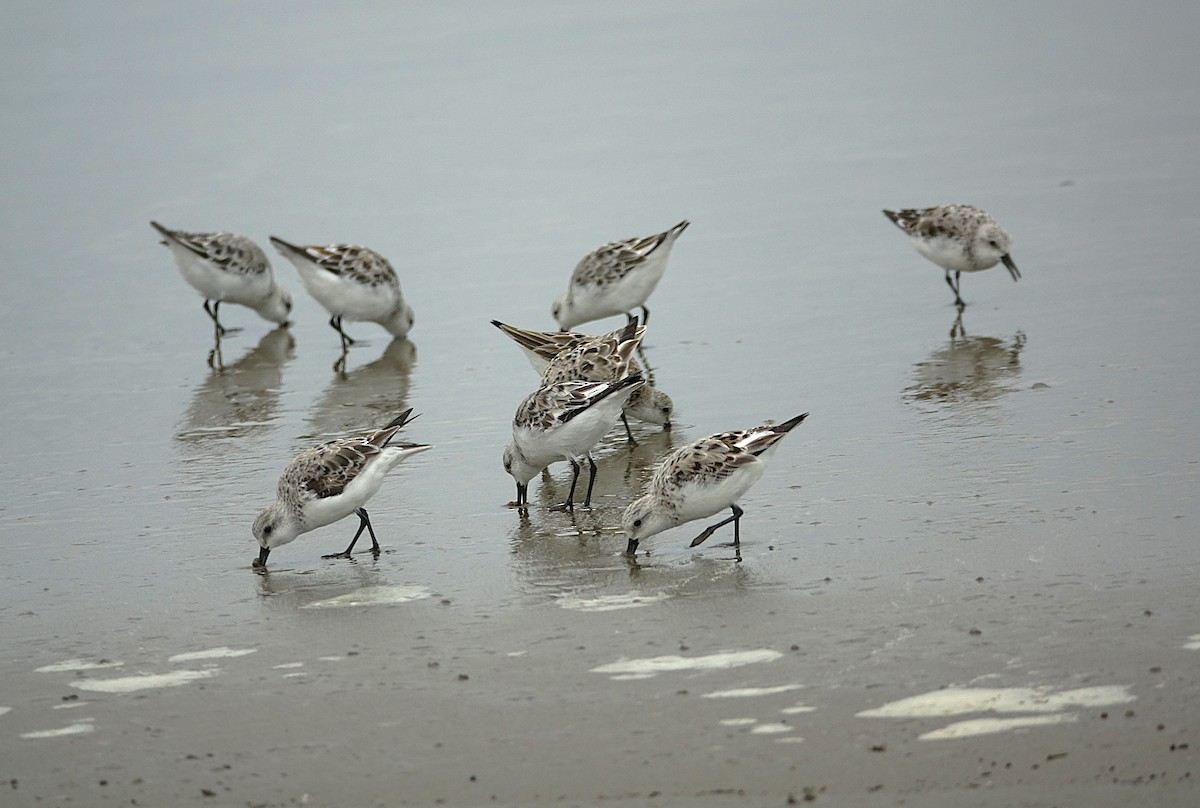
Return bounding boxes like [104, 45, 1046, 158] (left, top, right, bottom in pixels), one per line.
[251, 501, 301, 567]
[255, 285, 293, 325]
[551, 291, 577, 331]
[382, 302, 415, 338]
[502, 443, 541, 506]
[625, 387, 673, 428]
[621, 494, 675, 555]
[974, 223, 1012, 267]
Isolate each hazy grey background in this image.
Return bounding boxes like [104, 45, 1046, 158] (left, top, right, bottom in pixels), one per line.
[1, 2, 1197, 805]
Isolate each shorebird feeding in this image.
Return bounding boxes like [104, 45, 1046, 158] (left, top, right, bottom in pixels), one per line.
[883, 205, 1019, 307]
[252, 409, 431, 568]
[622, 413, 808, 555]
[150, 221, 292, 334]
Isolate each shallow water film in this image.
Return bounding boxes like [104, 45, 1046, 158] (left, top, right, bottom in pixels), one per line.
[2, 2, 1198, 806]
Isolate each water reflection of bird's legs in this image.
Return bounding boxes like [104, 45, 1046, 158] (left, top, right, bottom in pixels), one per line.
[950, 309, 966, 340]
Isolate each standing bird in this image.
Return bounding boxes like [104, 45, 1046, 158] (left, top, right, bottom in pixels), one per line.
[150, 221, 292, 334]
[552, 220, 689, 330]
[882, 205, 1020, 308]
[492, 320, 674, 440]
[503, 375, 646, 511]
[622, 413, 808, 556]
[269, 236, 414, 349]
[252, 409, 431, 568]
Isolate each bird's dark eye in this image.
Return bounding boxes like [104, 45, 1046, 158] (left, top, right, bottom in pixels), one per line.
[633, 519, 642, 527]
[263, 525, 273, 536]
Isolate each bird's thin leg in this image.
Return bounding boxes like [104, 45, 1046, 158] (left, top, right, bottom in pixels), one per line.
[551, 459, 580, 512]
[689, 504, 745, 548]
[330, 315, 356, 349]
[324, 507, 380, 558]
[640, 305, 651, 325]
[582, 454, 598, 508]
[620, 413, 638, 445]
[946, 271, 965, 308]
[204, 300, 227, 336]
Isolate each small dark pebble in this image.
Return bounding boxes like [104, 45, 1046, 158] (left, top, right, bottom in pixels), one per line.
[871, 744, 886, 752]
[1125, 709, 1136, 718]
[787, 795, 797, 805]
[1150, 667, 1162, 674]
[1144, 610, 1153, 617]
[440, 599, 452, 606]
[975, 576, 984, 582]
[201, 788, 216, 798]
[868, 784, 883, 792]
[469, 775, 476, 782]
[458, 674, 469, 681]
[1047, 752, 1067, 761]
[1100, 712, 1108, 719]
[347, 651, 359, 656]
[676, 689, 689, 696]
[61, 694, 79, 702]
[680, 644, 689, 651]
[1158, 724, 1166, 731]
[969, 628, 982, 636]
[99, 780, 108, 786]
[791, 644, 800, 651]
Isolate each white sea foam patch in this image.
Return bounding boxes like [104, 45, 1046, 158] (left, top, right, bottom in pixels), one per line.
[750, 723, 792, 735]
[35, 659, 124, 673]
[703, 684, 804, 699]
[591, 649, 782, 679]
[857, 686, 1135, 719]
[557, 591, 669, 612]
[719, 718, 758, 726]
[168, 647, 256, 663]
[0, 707, 10, 718]
[781, 703, 816, 715]
[920, 713, 1079, 741]
[1183, 634, 1200, 650]
[22, 720, 95, 739]
[301, 585, 431, 609]
[273, 662, 305, 670]
[69, 669, 219, 693]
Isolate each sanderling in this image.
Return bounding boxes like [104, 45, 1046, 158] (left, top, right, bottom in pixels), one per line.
[552, 220, 689, 330]
[882, 205, 1020, 308]
[504, 374, 646, 511]
[252, 409, 431, 568]
[150, 221, 292, 335]
[622, 413, 808, 555]
[491, 320, 674, 439]
[268, 236, 414, 349]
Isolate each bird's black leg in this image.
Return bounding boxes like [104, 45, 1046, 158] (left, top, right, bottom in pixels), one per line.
[581, 454, 598, 508]
[946, 272, 965, 308]
[330, 315, 356, 349]
[689, 504, 745, 548]
[204, 300, 227, 336]
[620, 413, 638, 445]
[640, 305, 651, 325]
[551, 459, 580, 512]
[324, 507, 380, 558]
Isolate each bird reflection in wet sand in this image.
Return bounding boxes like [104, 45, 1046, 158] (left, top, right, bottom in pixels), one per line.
[906, 312, 1027, 405]
[306, 338, 416, 441]
[177, 326, 295, 445]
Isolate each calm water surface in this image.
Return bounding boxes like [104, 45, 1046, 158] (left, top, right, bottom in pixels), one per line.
[2, 2, 1198, 804]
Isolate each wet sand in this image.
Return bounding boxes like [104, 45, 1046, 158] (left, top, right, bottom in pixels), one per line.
[2, 2, 1199, 806]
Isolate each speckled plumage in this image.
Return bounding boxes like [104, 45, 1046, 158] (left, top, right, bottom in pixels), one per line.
[552, 220, 689, 330]
[622, 413, 808, 555]
[252, 409, 431, 567]
[503, 375, 646, 510]
[150, 221, 292, 333]
[883, 205, 1020, 307]
[270, 236, 414, 348]
[491, 320, 674, 431]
